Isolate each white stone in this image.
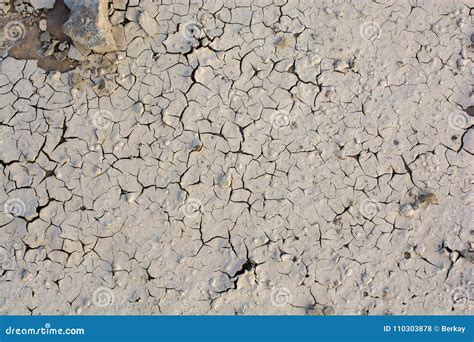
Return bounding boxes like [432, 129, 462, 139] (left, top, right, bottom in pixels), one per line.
[39, 19, 47, 31]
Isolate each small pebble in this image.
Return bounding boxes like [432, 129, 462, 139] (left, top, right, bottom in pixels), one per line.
[39, 19, 47, 31]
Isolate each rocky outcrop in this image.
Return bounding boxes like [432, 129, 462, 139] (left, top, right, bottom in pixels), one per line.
[62, 0, 116, 53]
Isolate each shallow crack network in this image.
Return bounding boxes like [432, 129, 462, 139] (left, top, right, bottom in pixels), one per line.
[0, 0, 473, 315]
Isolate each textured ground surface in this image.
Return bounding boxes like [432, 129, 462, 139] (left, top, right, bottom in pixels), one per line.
[0, 0, 473, 315]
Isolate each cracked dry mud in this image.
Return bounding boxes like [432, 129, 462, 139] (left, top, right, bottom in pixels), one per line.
[0, 0, 473, 315]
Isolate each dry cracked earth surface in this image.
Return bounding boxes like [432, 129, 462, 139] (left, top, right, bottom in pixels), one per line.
[0, 0, 473, 315]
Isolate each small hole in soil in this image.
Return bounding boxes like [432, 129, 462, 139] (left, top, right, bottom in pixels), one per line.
[466, 106, 474, 117]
